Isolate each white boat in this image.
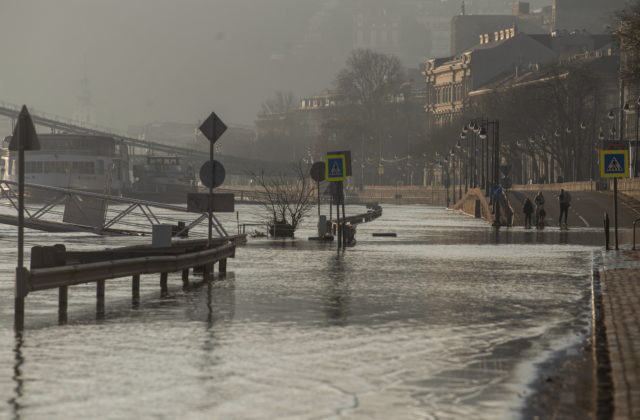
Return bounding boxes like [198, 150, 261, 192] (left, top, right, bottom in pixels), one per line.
[1, 134, 130, 196]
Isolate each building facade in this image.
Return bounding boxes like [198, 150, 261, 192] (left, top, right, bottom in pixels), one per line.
[425, 28, 558, 128]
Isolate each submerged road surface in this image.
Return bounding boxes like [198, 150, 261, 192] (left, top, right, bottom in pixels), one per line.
[0, 204, 611, 419]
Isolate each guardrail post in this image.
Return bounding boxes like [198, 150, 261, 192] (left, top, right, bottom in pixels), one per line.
[132, 274, 140, 303]
[160, 272, 168, 296]
[58, 286, 68, 324]
[182, 269, 189, 287]
[97, 280, 105, 315]
[633, 218, 640, 251]
[219, 259, 227, 274]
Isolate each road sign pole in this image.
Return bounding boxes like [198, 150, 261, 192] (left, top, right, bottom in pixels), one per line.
[341, 182, 346, 247]
[614, 177, 619, 250]
[208, 138, 214, 248]
[15, 113, 25, 330]
[317, 181, 320, 219]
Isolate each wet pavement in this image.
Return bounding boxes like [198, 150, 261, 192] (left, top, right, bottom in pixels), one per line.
[601, 251, 640, 420]
[0, 204, 615, 419]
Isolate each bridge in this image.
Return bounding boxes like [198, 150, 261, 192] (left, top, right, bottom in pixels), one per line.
[0, 102, 285, 175]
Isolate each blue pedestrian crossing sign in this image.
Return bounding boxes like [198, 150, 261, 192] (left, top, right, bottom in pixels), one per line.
[600, 150, 629, 178]
[325, 154, 347, 182]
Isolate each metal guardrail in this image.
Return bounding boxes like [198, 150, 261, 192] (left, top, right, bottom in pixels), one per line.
[27, 243, 235, 293]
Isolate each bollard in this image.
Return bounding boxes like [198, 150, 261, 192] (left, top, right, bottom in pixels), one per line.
[97, 280, 105, 315]
[132, 274, 140, 303]
[58, 286, 68, 324]
[219, 259, 227, 274]
[160, 272, 168, 296]
[604, 213, 610, 251]
[182, 269, 190, 287]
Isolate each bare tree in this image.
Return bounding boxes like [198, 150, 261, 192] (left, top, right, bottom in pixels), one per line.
[615, 3, 640, 83]
[250, 163, 315, 237]
[336, 49, 403, 109]
[260, 90, 296, 115]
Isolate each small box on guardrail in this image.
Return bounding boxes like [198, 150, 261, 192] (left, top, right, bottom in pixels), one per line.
[152, 225, 173, 248]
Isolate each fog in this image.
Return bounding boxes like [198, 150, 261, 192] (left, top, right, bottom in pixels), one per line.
[0, 0, 545, 129]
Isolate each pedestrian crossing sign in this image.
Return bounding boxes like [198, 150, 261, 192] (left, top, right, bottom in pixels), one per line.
[325, 154, 347, 182]
[600, 150, 629, 178]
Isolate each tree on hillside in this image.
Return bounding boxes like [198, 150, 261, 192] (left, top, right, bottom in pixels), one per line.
[615, 3, 640, 83]
[336, 49, 403, 108]
[260, 91, 296, 115]
[328, 49, 429, 185]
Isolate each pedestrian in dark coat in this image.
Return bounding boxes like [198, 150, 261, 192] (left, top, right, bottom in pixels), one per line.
[522, 197, 534, 229]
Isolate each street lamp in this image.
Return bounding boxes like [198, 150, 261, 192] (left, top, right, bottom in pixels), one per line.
[579, 121, 589, 180]
[624, 96, 640, 177]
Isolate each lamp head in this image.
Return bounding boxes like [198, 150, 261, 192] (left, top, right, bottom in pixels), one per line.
[479, 127, 487, 139]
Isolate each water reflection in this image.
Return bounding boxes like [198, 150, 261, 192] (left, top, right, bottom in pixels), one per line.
[8, 333, 24, 420]
[323, 254, 351, 326]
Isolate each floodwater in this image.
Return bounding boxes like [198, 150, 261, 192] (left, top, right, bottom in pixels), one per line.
[0, 204, 607, 419]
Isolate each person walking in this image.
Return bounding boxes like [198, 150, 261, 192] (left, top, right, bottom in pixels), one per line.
[534, 191, 545, 228]
[522, 197, 534, 229]
[558, 189, 571, 229]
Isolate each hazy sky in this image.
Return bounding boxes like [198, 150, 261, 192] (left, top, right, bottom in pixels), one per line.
[0, 0, 547, 130]
[0, 0, 328, 129]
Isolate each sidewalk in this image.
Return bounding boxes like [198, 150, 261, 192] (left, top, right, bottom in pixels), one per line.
[600, 251, 640, 419]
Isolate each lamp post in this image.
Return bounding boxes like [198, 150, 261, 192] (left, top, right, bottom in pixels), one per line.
[449, 149, 456, 204]
[443, 157, 450, 207]
[623, 96, 640, 177]
[456, 140, 463, 198]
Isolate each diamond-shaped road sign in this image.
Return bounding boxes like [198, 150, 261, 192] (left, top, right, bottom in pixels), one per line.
[198, 112, 227, 144]
[9, 105, 40, 151]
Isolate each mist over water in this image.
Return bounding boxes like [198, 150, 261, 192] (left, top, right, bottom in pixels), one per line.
[0, 205, 600, 418]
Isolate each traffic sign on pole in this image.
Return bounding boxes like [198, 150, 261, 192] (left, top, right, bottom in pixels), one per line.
[600, 150, 629, 178]
[198, 111, 227, 249]
[198, 112, 227, 144]
[12, 105, 40, 330]
[325, 154, 347, 182]
[199, 160, 226, 188]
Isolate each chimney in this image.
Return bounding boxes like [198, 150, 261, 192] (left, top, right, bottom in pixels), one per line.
[512, 2, 530, 15]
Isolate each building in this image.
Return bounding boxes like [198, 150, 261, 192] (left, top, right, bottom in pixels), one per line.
[450, 2, 552, 55]
[425, 28, 558, 128]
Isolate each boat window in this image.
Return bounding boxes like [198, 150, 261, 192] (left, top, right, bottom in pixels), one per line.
[96, 160, 104, 175]
[71, 161, 94, 174]
[25, 161, 43, 173]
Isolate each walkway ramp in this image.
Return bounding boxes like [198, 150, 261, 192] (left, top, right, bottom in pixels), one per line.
[0, 180, 230, 237]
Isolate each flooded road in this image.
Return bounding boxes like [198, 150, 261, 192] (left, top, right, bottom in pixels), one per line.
[0, 205, 604, 419]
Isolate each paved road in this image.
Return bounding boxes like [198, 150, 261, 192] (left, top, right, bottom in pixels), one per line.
[508, 190, 640, 228]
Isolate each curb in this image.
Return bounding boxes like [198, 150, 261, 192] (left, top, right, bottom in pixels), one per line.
[592, 268, 614, 419]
